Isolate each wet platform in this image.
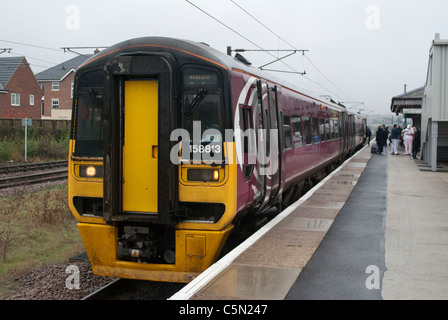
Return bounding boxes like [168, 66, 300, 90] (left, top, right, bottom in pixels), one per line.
[170, 143, 448, 300]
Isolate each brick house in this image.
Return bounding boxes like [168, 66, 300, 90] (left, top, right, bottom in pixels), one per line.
[0, 56, 43, 119]
[36, 55, 90, 119]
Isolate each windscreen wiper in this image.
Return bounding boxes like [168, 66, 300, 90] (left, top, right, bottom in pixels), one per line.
[88, 88, 103, 115]
[185, 88, 207, 115]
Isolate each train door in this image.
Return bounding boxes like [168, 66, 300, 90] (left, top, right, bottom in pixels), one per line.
[350, 114, 356, 149]
[102, 54, 176, 224]
[267, 83, 280, 198]
[342, 111, 348, 152]
[122, 80, 158, 213]
[256, 80, 281, 210]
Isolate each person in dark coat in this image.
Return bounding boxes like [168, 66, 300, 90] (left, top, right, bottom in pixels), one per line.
[375, 125, 387, 154]
[412, 126, 421, 159]
[366, 127, 372, 145]
[390, 124, 401, 155]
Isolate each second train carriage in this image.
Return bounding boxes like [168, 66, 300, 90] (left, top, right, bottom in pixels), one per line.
[68, 37, 366, 282]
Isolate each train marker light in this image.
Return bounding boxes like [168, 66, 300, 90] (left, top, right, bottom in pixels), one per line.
[213, 169, 219, 181]
[86, 166, 96, 177]
[79, 165, 103, 178]
[187, 169, 219, 182]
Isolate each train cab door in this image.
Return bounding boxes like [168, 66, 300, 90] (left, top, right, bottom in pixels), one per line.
[122, 80, 158, 213]
[102, 54, 176, 224]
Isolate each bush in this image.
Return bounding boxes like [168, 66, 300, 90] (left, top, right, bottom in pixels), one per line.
[0, 126, 70, 162]
[0, 139, 13, 160]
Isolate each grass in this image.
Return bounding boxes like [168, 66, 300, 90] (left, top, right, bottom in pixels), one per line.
[0, 183, 84, 299]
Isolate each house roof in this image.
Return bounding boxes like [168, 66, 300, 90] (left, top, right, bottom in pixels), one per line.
[35, 55, 91, 81]
[0, 56, 25, 88]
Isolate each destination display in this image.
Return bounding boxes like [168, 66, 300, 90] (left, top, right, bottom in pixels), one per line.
[184, 73, 218, 86]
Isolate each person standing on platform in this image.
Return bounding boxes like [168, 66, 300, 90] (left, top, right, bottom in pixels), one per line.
[412, 126, 421, 159]
[366, 126, 372, 145]
[384, 125, 390, 146]
[375, 125, 387, 155]
[390, 124, 401, 155]
[403, 125, 414, 155]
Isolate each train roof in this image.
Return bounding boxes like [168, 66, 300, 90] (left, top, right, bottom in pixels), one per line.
[78, 37, 354, 114]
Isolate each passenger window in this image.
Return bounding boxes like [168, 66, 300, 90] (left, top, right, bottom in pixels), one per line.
[325, 118, 331, 141]
[312, 118, 319, 144]
[240, 107, 252, 153]
[331, 119, 335, 140]
[303, 116, 312, 145]
[292, 115, 303, 148]
[320, 118, 325, 142]
[265, 109, 270, 156]
[334, 118, 339, 139]
[240, 106, 254, 178]
[283, 114, 292, 150]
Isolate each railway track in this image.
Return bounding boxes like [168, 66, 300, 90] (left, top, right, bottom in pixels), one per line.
[82, 278, 186, 300]
[0, 160, 68, 190]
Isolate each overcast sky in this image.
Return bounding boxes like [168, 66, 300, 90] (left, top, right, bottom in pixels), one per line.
[1, 0, 447, 115]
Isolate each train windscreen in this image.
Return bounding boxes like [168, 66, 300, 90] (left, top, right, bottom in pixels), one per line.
[73, 70, 104, 158]
[182, 68, 223, 161]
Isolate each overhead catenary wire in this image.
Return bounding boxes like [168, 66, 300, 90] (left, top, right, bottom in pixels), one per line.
[188, 0, 344, 99]
[0, 39, 61, 52]
[8, 51, 59, 67]
[185, 0, 304, 75]
[229, 0, 358, 103]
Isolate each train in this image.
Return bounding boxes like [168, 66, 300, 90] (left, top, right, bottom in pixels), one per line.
[68, 37, 366, 283]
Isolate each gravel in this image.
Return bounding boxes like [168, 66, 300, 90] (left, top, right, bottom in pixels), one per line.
[8, 261, 116, 300]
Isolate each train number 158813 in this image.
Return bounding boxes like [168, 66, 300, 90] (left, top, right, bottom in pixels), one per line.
[189, 144, 221, 154]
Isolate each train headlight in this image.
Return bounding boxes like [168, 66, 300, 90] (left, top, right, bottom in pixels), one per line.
[187, 169, 219, 182]
[79, 165, 104, 178]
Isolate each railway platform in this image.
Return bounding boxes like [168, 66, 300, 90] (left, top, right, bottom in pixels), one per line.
[171, 142, 448, 300]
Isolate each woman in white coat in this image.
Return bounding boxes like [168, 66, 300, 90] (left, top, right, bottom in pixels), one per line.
[403, 125, 414, 155]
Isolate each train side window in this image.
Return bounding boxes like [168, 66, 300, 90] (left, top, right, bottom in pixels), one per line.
[339, 118, 343, 139]
[334, 117, 339, 139]
[240, 106, 255, 178]
[240, 107, 251, 153]
[292, 115, 303, 148]
[283, 114, 292, 150]
[320, 118, 326, 142]
[312, 117, 319, 144]
[325, 118, 331, 141]
[265, 109, 270, 156]
[303, 116, 312, 145]
[330, 119, 335, 140]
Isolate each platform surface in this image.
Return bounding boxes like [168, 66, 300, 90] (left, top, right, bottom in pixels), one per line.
[171, 144, 448, 300]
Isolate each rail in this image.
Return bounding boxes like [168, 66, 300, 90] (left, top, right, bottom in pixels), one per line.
[0, 161, 68, 190]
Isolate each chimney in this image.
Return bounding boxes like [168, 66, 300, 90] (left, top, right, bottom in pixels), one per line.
[404, 84, 407, 94]
[435, 33, 440, 40]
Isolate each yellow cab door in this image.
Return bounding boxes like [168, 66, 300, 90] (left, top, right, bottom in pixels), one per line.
[123, 80, 158, 213]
